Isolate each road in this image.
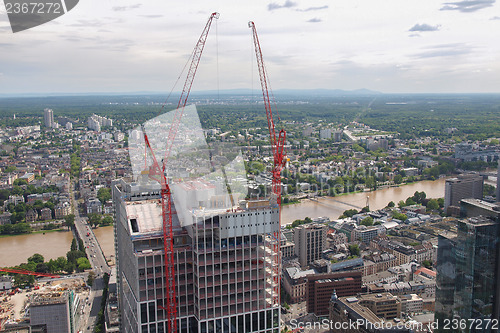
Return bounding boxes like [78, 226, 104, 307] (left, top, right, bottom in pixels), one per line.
[71, 182, 111, 333]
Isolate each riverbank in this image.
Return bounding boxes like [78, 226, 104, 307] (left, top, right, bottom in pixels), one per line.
[281, 177, 447, 225]
[0, 178, 447, 267]
[0, 228, 68, 239]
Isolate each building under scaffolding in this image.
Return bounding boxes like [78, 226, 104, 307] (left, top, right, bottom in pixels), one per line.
[112, 178, 281, 332]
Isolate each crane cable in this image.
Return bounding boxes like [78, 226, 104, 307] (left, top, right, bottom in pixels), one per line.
[155, 37, 198, 118]
[216, 17, 220, 103]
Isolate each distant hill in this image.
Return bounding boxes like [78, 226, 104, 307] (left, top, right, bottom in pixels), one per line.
[189, 88, 383, 97]
[0, 88, 382, 99]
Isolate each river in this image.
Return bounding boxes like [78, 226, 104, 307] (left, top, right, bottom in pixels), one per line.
[0, 178, 446, 267]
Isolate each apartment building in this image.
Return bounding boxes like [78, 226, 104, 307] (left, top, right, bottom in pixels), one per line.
[294, 223, 327, 267]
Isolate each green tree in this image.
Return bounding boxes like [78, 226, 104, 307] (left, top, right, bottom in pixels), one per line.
[71, 238, 78, 251]
[77, 257, 91, 271]
[360, 216, 374, 226]
[349, 244, 360, 256]
[412, 191, 426, 204]
[387, 201, 395, 208]
[392, 211, 408, 221]
[14, 272, 35, 287]
[55, 257, 67, 271]
[35, 263, 50, 273]
[101, 215, 113, 226]
[422, 260, 432, 269]
[427, 199, 439, 210]
[365, 176, 376, 190]
[64, 214, 75, 230]
[64, 262, 75, 274]
[66, 250, 86, 265]
[4, 165, 16, 173]
[87, 271, 96, 287]
[405, 197, 417, 206]
[394, 174, 403, 184]
[28, 253, 44, 265]
[13, 179, 28, 186]
[88, 213, 102, 228]
[12, 223, 30, 234]
[97, 188, 111, 203]
[343, 209, 358, 218]
[437, 198, 445, 208]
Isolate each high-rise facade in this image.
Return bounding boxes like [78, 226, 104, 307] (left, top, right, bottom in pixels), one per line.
[444, 174, 483, 211]
[497, 160, 500, 202]
[435, 216, 500, 332]
[112, 179, 281, 333]
[294, 223, 327, 267]
[43, 108, 54, 128]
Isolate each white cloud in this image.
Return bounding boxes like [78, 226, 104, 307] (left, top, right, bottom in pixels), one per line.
[409, 23, 441, 32]
[268, 0, 297, 11]
[440, 0, 495, 12]
[307, 18, 322, 23]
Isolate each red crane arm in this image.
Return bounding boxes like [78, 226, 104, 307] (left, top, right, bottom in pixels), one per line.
[0, 268, 60, 278]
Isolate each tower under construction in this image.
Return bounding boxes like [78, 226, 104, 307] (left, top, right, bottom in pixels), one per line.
[112, 178, 281, 332]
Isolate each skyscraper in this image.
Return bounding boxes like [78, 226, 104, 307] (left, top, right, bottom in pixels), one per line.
[435, 216, 500, 332]
[444, 174, 483, 212]
[112, 178, 281, 332]
[43, 108, 54, 128]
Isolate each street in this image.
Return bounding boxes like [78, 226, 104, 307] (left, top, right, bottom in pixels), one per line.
[71, 182, 112, 333]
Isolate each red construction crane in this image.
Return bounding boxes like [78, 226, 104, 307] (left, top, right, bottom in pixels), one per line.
[248, 21, 286, 307]
[0, 268, 60, 278]
[142, 12, 219, 333]
[248, 21, 286, 206]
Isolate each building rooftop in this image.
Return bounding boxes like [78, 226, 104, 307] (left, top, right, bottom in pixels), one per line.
[285, 267, 315, 280]
[30, 292, 67, 307]
[125, 199, 165, 234]
[330, 257, 363, 272]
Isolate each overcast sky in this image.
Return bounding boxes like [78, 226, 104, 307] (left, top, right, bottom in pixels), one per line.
[1, 0, 500, 94]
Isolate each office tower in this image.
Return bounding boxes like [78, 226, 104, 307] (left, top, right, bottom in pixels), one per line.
[294, 223, 327, 267]
[43, 108, 54, 128]
[444, 174, 483, 211]
[435, 216, 500, 332]
[112, 178, 281, 333]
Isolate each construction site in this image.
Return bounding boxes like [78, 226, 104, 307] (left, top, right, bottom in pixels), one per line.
[1, 277, 88, 331]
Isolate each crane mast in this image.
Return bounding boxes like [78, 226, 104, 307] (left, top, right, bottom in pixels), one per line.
[248, 21, 286, 308]
[143, 12, 219, 333]
[248, 21, 286, 207]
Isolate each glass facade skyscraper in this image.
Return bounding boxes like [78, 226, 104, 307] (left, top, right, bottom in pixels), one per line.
[436, 216, 500, 332]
